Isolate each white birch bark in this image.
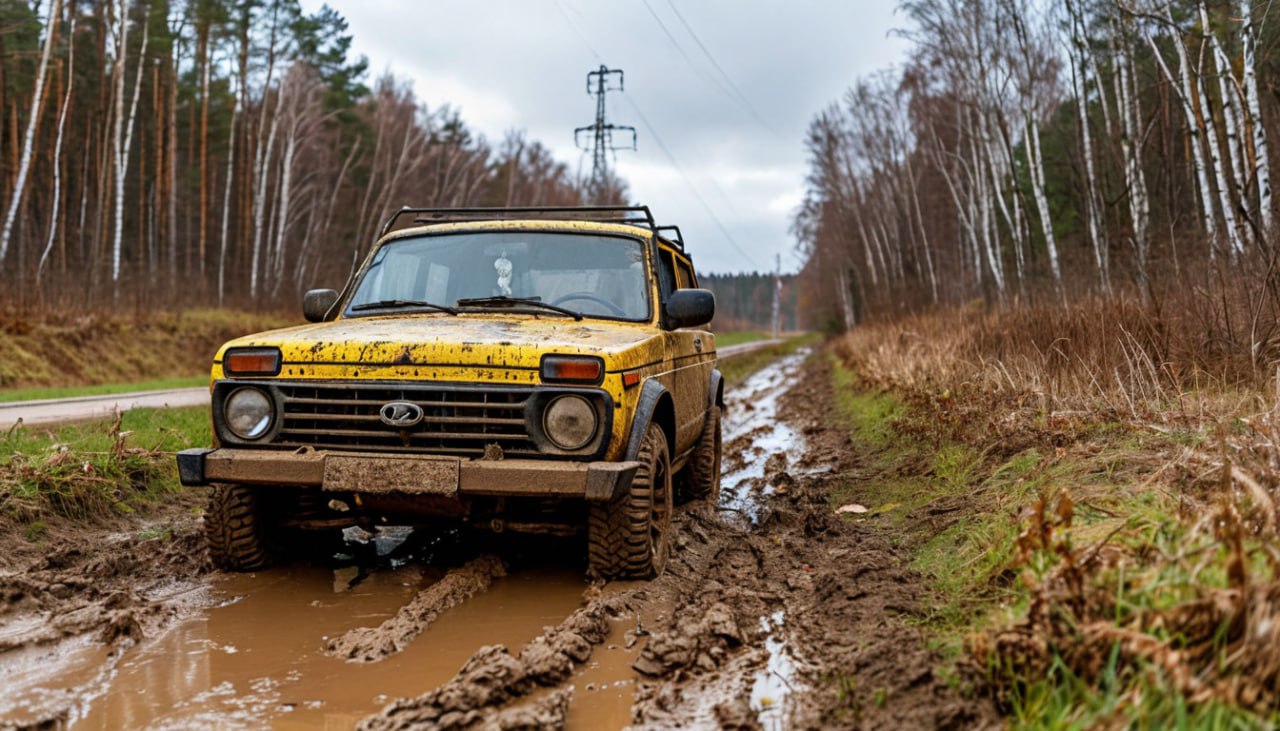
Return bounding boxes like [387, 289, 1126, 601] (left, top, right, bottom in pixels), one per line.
[1067, 0, 1110, 291]
[0, 0, 62, 266]
[1002, 0, 1062, 293]
[905, 152, 939, 302]
[1188, 27, 1245, 258]
[218, 98, 240, 307]
[1148, 25, 1220, 256]
[38, 16, 76, 282]
[112, 1, 149, 284]
[1241, 0, 1271, 237]
[836, 266, 856, 331]
[249, 100, 281, 299]
[1203, 2, 1251, 249]
[271, 130, 296, 295]
[1113, 12, 1151, 288]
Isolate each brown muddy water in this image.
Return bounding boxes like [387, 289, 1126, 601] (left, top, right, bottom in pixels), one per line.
[2, 352, 810, 730]
[15, 558, 624, 729]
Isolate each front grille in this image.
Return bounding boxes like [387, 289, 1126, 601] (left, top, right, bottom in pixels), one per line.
[272, 382, 538, 457]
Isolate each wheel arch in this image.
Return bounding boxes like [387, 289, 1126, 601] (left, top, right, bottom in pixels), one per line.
[625, 380, 676, 460]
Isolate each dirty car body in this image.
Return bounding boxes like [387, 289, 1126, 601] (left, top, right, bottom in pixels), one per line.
[179, 206, 723, 579]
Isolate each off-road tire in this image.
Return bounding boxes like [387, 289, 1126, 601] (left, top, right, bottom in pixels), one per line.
[205, 484, 272, 571]
[587, 424, 672, 579]
[682, 405, 722, 504]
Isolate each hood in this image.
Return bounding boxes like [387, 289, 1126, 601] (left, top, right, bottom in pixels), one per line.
[215, 313, 661, 372]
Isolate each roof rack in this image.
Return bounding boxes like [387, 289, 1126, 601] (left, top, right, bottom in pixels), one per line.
[655, 225, 684, 249]
[378, 205, 662, 239]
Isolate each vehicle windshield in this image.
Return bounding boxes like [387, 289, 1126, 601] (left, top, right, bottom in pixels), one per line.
[347, 232, 651, 321]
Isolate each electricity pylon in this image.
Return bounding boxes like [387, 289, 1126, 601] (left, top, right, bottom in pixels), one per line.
[574, 65, 636, 204]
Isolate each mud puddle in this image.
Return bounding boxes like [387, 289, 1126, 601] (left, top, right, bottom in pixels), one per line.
[108, 561, 587, 729]
[720, 350, 810, 524]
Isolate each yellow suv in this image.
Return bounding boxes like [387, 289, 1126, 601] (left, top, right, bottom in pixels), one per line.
[178, 206, 723, 579]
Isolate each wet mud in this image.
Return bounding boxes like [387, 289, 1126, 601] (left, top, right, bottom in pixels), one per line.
[1, 348, 998, 730]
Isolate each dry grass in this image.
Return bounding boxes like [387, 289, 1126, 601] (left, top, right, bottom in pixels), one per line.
[833, 289, 1280, 725]
[0, 308, 290, 390]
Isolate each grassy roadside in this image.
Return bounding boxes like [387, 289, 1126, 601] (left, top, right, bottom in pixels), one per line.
[0, 376, 208, 403]
[0, 406, 208, 534]
[825, 306, 1280, 727]
[0, 309, 288, 391]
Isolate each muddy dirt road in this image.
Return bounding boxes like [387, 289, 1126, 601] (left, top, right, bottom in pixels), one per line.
[0, 348, 995, 730]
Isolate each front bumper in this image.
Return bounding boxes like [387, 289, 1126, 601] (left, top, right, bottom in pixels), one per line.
[176, 447, 639, 503]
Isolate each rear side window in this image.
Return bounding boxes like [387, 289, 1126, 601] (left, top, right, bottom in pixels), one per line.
[675, 258, 696, 289]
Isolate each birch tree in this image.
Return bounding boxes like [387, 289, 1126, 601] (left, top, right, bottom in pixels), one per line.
[0, 0, 61, 268]
[38, 15, 76, 282]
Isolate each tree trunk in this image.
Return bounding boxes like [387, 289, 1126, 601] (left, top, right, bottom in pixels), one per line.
[0, 0, 62, 267]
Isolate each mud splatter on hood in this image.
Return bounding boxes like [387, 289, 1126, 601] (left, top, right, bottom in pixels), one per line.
[214, 314, 661, 371]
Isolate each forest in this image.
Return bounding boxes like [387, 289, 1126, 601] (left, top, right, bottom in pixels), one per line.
[0, 0, 624, 310]
[795, 0, 1280, 332]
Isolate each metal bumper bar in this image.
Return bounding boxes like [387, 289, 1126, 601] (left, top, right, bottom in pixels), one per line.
[176, 447, 639, 502]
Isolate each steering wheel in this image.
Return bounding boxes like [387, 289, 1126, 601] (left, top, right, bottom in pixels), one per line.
[551, 292, 627, 316]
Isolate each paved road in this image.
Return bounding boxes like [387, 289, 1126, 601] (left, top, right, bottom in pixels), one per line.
[0, 338, 786, 429]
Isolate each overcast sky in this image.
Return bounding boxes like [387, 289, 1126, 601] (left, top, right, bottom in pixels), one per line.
[297, 1, 910, 274]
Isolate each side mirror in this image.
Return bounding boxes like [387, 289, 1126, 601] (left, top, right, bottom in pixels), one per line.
[665, 289, 715, 329]
[303, 289, 339, 323]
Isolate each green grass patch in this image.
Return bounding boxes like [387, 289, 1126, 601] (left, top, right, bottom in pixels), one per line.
[714, 330, 771, 348]
[0, 406, 209, 525]
[0, 375, 207, 403]
[826, 351, 1279, 727]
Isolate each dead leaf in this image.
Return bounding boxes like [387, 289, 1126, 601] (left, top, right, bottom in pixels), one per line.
[835, 503, 868, 514]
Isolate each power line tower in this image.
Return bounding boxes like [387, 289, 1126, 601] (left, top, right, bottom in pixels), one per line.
[574, 65, 636, 203]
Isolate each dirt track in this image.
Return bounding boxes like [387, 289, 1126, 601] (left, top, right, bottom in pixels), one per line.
[0, 348, 997, 729]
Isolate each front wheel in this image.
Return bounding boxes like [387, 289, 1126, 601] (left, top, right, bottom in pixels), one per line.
[587, 424, 672, 579]
[205, 484, 273, 571]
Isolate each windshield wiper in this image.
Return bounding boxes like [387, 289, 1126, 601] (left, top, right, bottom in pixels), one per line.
[454, 295, 583, 321]
[349, 299, 458, 315]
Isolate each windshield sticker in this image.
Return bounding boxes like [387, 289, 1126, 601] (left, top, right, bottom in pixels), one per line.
[494, 252, 513, 296]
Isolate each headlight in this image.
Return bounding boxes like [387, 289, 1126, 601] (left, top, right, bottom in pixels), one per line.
[541, 394, 598, 450]
[224, 387, 274, 440]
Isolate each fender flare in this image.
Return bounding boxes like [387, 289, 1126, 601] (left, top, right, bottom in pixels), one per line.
[625, 380, 671, 461]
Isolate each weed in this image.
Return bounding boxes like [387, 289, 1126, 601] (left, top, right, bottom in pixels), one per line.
[826, 297, 1280, 725]
[24, 520, 47, 542]
[0, 406, 207, 525]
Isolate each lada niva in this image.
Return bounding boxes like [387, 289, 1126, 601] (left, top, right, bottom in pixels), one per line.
[177, 205, 723, 579]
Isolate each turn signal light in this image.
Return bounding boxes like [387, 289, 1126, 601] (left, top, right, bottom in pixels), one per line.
[541, 355, 604, 384]
[223, 347, 282, 376]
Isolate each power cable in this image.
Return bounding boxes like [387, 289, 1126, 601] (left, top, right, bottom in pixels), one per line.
[554, 0, 763, 269]
[640, 0, 738, 104]
[664, 1, 781, 139]
[618, 93, 762, 269]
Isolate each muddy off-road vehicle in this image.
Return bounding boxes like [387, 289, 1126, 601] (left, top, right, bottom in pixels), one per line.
[178, 205, 722, 579]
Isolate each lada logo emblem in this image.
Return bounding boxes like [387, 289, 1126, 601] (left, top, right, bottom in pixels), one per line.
[379, 401, 424, 427]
